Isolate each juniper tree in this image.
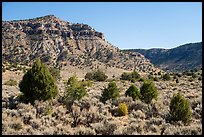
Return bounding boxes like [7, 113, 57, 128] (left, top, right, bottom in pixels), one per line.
[19, 58, 58, 104]
[170, 92, 192, 123]
[100, 81, 120, 104]
[64, 74, 87, 102]
[125, 84, 141, 101]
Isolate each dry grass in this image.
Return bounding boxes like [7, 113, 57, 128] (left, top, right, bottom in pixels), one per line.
[2, 69, 202, 135]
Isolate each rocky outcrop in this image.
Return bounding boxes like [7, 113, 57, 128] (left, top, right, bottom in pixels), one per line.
[2, 15, 159, 73]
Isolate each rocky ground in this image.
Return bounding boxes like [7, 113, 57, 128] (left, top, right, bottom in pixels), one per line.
[2, 66, 202, 135]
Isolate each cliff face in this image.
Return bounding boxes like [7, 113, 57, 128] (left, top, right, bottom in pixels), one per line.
[2, 15, 159, 73]
[124, 42, 202, 72]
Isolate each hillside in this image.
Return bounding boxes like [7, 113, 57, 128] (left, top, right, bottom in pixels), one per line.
[123, 42, 202, 72]
[2, 15, 159, 74]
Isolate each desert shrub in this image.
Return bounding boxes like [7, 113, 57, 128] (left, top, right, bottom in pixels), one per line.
[100, 81, 120, 104]
[191, 73, 197, 78]
[4, 79, 17, 86]
[120, 72, 131, 80]
[148, 74, 154, 80]
[64, 74, 87, 102]
[130, 78, 136, 83]
[85, 72, 93, 80]
[125, 84, 141, 101]
[138, 77, 146, 82]
[158, 71, 162, 75]
[19, 58, 58, 104]
[120, 70, 140, 81]
[188, 77, 193, 82]
[153, 77, 159, 82]
[170, 92, 192, 123]
[118, 103, 128, 116]
[198, 77, 202, 81]
[48, 67, 61, 81]
[140, 81, 158, 104]
[162, 73, 171, 81]
[85, 69, 108, 81]
[81, 80, 93, 87]
[176, 79, 179, 83]
[173, 75, 177, 80]
[2, 67, 6, 73]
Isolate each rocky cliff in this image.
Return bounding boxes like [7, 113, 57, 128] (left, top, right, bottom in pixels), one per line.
[2, 15, 159, 73]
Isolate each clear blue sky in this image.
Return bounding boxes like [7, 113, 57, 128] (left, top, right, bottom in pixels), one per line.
[2, 2, 202, 49]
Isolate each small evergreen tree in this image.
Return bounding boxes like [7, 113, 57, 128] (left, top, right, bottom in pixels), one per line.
[170, 92, 192, 123]
[100, 81, 120, 103]
[140, 81, 158, 104]
[19, 58, 58, 104]
[125, 84, 141, 100]
[64, 74, 87, 102]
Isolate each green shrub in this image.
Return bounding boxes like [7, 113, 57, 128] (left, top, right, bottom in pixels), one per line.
[81, 80, 93, 87]
[125, 84, 141, 100]
[162, 73, 171, 81]
[48, 67, 61, 81]
[118, 103, 128, 116]
[140, 81, 158, 104]
[121, 70, 140, 81]
[64, 74, 87, 102]
[19, 58, 58, 104]
[100, 81, 120, 103]
[4, 79, 17, 86]
[170, 92, 192, 123]
[85, 69, 108, 81]
[158, 71, 162, 75]
[121, 72, 131, 80]
[85, 72, 93, 80]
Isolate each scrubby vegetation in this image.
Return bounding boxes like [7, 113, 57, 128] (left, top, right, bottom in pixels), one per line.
[4, 79, 18, 86]
[100, 81, 120, 103]
[2, 64, 202, 135]
[120, 70, 140, 82]
[64, 74, 87, 103]
[48, 67, 61, 81]
[140, 81, 158, 104]
[162, 73, 171, 81]
[19, 58, 58, 104]
[85, 69, 108, 81]
[118, 103, 128, 116]
[170, 92, 192, 124]
[125, 84, 141, 100]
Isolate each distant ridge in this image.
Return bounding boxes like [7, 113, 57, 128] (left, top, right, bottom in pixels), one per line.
[123, 42, 202, 72]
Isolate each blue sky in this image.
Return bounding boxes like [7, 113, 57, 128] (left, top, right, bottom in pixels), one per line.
[2, 2, 202, 49]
